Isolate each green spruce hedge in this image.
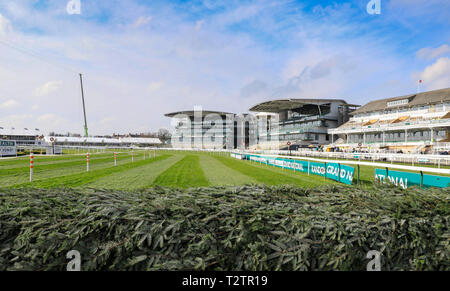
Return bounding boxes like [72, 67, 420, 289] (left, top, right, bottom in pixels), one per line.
[0, 185, 448, 271]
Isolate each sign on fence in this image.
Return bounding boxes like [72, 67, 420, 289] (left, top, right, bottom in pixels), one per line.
[240, 153, 355, 185]
[326, 163, 355, 185]
[0, 140, 16, 156]
[375, 168, 450, 189]
[231, 153, 244, 160]
[46, 146, 62, 155]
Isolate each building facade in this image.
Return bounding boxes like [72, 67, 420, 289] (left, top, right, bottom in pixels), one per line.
[165, 110, 238, 149]
[249, 99, 359, 150]
[328, 88, 450, 153]
[0, 127, 44, 146]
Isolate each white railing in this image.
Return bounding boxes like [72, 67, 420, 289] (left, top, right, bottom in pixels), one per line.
[246, 149, 450, 168]
[329, 118, 450, 134]
[242, 152, 450, 175]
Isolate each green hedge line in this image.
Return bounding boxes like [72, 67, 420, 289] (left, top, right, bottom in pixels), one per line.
[0, 185, 448, 271]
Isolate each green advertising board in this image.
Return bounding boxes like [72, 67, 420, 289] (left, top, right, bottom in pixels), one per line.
[0, 140, 17, 156]
[245, 154, 354, 185]
[309, 161, 326, 177]
[375, 168, 450, 189]
[326, 163, 355, 185]
[0, 140, 15, 147]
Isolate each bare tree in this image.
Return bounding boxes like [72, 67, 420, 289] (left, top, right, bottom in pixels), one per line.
[158, 128, 172, 145]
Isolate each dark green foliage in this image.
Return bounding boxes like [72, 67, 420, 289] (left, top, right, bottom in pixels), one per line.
[0, 185, 448, 271]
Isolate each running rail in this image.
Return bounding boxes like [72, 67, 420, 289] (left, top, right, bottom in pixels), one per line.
[240, 152, 450, 175]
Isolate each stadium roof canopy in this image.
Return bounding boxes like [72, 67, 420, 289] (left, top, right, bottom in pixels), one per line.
[165, 110, 235, 118]
[0, 127, 41, 137]
[351, 87, 450, 115]
[249, 99, 356, 113]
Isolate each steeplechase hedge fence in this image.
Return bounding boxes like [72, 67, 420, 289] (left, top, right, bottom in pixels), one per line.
[0, 185, 448, 271]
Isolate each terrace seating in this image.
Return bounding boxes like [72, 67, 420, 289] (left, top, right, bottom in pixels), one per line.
[340, 121, 364, 128]
[440, 111, 450, 119]
[363, 119, 379, 126]
[335, 121, 354, 129]
[409, 116, 423, 122]
[391, 115, 410, 124]
[379, 119, 394, 125]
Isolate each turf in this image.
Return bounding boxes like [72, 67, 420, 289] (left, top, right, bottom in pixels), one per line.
[0, 153, 140, 187]
[212, 155, 335, 188]
[199, 154, 257, 185]
[0, 151, 447, 190]
[83, 154, 185, 190]
[12, 154, 171, 188]
[152, 155, 210, 188]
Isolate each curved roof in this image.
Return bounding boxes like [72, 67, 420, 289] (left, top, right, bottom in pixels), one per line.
[0, 127, 41, 137]
[351, 87, 450, 115]
[165, 110, 235, 118]
[249, 98, 349, 113]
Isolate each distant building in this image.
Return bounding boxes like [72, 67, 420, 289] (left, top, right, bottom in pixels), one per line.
[328, 88, 450, 153]
[165, 100, 358, 150]
[165, 110, 238, 149]
[0, 127, 44, 146]
[43, 136, 162, 147]
[249, 99, 359, 150]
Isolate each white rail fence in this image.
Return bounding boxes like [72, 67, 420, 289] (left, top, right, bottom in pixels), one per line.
[241, 152, 450, 175]
[248, 150, 450, 168]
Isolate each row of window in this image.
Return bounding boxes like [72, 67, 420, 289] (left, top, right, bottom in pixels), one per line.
[347, 130, 447, 142]
[355, 102, 450, 118]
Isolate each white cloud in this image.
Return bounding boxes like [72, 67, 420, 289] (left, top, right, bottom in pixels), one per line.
[417, 44, 450, 60]
[240, 80, 268, 99]
[416, 57, 450, 90]
[0, 99, 19, 110]
[34, 81, 62, 97]
[37, 113, 68, 125]
[0, 0, 445, 135]
[0, 114, 33, 129]
[37, 113, 58, 122]
[100, 117, 115, 125]
[133, 16, 153, 28]
[147, 81, 164, 93]
[195, 20, 205, 30]
[0, 13, 12, 36]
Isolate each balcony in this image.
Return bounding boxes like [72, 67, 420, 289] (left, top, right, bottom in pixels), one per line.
[267, 126, 328, 136]
[329, 117, 450, 134]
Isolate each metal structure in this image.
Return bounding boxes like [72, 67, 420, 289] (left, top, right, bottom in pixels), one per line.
[79, 73, 89, 138]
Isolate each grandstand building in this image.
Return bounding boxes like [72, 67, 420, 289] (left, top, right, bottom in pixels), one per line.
[328, 88, 450, 153]
[165, 110, 239, 149]
[249, 99, 359, 150]
[0, 127, 44, 146]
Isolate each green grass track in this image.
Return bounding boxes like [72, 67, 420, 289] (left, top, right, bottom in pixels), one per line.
[152, 155, 210, 188]
[212, 155, 338, 188]
[12, 154, 171, 188]
[2, 151, 443, 190]
[199, 154, 257, 185]
[82, 154, 185, 190]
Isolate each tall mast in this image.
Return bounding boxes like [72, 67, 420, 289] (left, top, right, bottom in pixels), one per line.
[79, 73, 89, 137]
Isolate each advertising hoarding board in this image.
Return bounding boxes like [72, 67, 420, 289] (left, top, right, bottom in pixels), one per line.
[375, 168, 450, 189]
[243, 154, 354, 185]
[0, 140, 17, 157]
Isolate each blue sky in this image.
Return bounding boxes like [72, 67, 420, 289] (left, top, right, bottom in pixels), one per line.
[0, 0, 449, 134]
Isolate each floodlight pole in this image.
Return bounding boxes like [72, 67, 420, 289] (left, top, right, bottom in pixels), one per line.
[79, 73, 89, 138]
